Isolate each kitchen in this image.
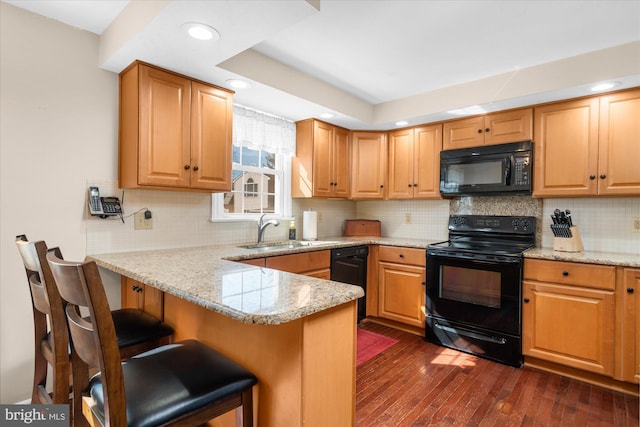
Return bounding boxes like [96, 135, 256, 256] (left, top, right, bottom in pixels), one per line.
[1, 0, 639, 425]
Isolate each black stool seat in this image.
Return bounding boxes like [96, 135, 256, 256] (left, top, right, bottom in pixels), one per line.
[89, 340, 258, 427]
[112, 308, 174, 349]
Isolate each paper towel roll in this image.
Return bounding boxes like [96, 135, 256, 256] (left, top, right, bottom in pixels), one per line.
[303, 210, 317, 241]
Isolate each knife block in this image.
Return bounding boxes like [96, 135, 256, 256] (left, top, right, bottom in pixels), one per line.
[553, 226, 584, 253]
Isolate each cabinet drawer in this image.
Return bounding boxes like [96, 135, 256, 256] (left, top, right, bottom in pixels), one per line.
[524, 259, 615, 290]
[379, 246, 425, 266]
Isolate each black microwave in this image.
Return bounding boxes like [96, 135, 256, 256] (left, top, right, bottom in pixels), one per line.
[439, 141, 533, 196]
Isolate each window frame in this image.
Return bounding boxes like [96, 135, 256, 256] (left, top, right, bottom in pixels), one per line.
[210, 152, 292, 222]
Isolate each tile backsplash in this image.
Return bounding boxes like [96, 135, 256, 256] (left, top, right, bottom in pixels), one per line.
[541, 197, 639, 254]
[86, 180, 638, 256]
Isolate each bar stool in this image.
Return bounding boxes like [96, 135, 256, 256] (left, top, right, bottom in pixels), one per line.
[15, 235, 174, 407]
[47, 250, 257, 427]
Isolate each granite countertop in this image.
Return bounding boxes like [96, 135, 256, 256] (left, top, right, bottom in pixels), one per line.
[88, 236, 439, 326]
[524, 247, 640, 267]
[89, 237, 638, 326]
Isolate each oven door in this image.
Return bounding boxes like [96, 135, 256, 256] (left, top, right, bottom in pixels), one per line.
[425, 249, 522, 336]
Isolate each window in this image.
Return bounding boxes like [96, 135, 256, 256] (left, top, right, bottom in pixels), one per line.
[212, 105, 295, 221]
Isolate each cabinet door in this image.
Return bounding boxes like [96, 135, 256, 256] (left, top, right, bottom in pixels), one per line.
[522, 281, 614, 376]
[332, 127, 351, 198]
[413, 124, 442, 198]
[350, 132, 387, 199]
[598, 89, 640, 195]
[620, 268, 640, 383]
[121, 277, 164, 319]
[312, 121, 334, 197]
[533, 98, 599, 197]
[138, 65, 191, 187]
[378, 262, 425, 327]
[484, 108, 532, 146]
[190, 82, 233, 191]
[443, 116, 484, 150]
[387, 128, 414, 199]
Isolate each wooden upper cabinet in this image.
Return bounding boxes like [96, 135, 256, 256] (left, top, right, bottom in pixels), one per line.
[388, 124, 442, 199]
[443, 108, 532, 150]
[190, 82, 233, 191]
[292, 119, 350, 198]
[533, 97, 599, 197]
[597, 89, 640, 195]
[350, 131, 387, 199]
[534, 88, 640, 197]
[119, 61, 233, 192]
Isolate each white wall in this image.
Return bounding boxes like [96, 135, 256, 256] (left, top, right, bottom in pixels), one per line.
[0, 3, 120, 403]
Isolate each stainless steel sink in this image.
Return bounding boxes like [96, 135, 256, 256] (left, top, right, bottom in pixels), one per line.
[238, 240, 337, 252]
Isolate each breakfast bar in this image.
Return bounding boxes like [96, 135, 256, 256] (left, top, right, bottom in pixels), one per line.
[89, 244, 365, 427]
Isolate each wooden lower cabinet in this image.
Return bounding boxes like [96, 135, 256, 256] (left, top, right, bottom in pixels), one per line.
[265, 250, 331, 279]
[522, 280, 615, 376]
[121, 276, 164, 320]
[238, 258, 266, 267]
[523, 259, 640, 394]
[377, 246, 426, 328]
[618, 268, 640, 384]
[164, 293, 357, 427]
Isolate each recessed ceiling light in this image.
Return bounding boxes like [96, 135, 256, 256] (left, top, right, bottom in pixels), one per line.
[226, 79, 251, 89]
[320, 112, 334, 119]
[590, 81, 620, 92]
[182, 22, 220, 41]
[447, 105, 486, 116]
[395, 120, 409, 126]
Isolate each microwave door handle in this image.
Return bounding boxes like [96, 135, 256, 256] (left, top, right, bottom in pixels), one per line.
[504, 156, 513, 185]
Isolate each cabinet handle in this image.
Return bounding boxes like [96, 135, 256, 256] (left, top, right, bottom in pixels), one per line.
[485, 128, 490, 133]
[408, 184, 412, 188]
[413, 183, 418, 187]
[477, 129, 483, 134]
[523, 298, 530, 303]
[562, 271, 569, 277]
[589, 175, 596, 180]
[399, 254, 404, 258]
[380, 185, 384, 188]
[184, 164, 191, 170]
[132, 285, 142, 293]
[421, 281, 426, 286]
[599, 174, 606, 179]
[193, 165, 199, 172]
[628, 288, 635, 294]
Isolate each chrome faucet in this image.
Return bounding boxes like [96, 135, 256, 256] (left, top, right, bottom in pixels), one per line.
[257, 214, 279, 243]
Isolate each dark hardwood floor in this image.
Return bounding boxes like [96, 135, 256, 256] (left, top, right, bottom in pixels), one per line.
[356, 322, 639, 426]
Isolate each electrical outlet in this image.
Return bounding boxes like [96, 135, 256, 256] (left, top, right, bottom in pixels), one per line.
[134, 210, 153, 230]
[633, 217, 640, 233]
[405, 213, 412, 224]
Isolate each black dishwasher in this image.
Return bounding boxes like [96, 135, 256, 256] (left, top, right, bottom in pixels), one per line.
[330, 246, 368, 323]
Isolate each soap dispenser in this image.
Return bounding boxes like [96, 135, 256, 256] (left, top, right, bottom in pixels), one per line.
[289, 220, 296, 240]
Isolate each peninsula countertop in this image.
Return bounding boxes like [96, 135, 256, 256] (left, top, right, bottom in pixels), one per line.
[87, 236, 439, 326]
[88, 236, 638, 326]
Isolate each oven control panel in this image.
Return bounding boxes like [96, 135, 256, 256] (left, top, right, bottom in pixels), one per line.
[449, 215, 535, 234]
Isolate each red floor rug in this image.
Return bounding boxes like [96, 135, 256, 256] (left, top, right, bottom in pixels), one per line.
[356, 328, 398, 366]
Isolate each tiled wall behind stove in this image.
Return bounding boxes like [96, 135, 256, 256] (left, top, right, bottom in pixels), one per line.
[86, 180, 638, 256]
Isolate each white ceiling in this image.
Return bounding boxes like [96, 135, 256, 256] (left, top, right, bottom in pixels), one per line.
[4, 0, 640, 130]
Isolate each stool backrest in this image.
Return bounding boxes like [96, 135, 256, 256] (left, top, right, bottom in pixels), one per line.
[46, 250, 126, 426]
[15, 235, 69, 404]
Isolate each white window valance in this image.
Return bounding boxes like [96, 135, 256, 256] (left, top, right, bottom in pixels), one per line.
[233, 104, 296, 155]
